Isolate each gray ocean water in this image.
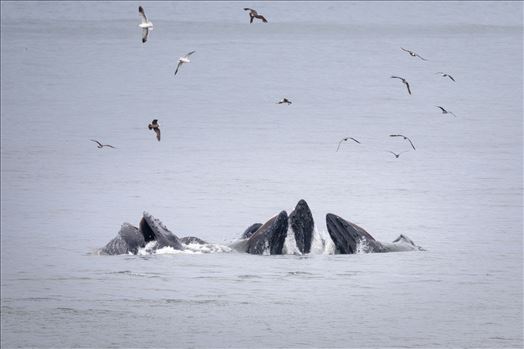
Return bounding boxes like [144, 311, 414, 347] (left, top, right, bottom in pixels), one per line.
[1, 1, 523, 348]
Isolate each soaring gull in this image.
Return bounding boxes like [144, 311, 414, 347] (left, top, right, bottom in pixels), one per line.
[391, 76, 412, 95]
[148, 119, 161, 141]
[336, 137, 361, 152]
[90, 139, 116, 149]
[138, 6, 153, 43]
[401, 47, 428, 61]
[174, 51, 196, 76]
[243, 8, 268, 23]
[389, 134, 416, 150]
[436, 106, 457, 117]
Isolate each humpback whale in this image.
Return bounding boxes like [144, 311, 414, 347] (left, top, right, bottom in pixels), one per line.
[99, 200, 424, 256]
[326, 213, 424, 254]
[289, 199, 314, 254]
[99, 212, 184, 255]
[246, 211, 289, 255]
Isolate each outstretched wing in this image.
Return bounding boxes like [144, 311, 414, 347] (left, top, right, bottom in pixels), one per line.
[184, 50, 196, 59]
[90, 139, 102, 147]
[174, 61, 183, 75]
[447, 75, 455, 82]
[391, 75, 403, 80]
[436, 106, 446, 113]
[400, 47, 412, 54]
[139, 6, 148, 24]
[105, 144, 116, 149]
[336, 139, 346, 152]
[349, 137, 360, 144]
[243, 8, 254, 11]
[406, 138, 416, 150]
[154, 128, 161, 141]
[415, 53, 428, 61]
[141, 28, 149, 43]
[404, 81, 411, 95]
[256, 15, 268, 22]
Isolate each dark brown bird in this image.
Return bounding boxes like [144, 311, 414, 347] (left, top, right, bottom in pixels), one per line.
[401, 47, 428, 61]
[391, 76, 412, 95]
[90, 139, 116, 149]
[148, 119, 161, 141]
[436, 72, 455, 82]
[243, 8, 268, 23]
[336, 137, 361, 152]
[436, 106, 457, 117]
[390, 134, 416, 150]
[387, 150, 409, 158]
[277, 98, 292, 105]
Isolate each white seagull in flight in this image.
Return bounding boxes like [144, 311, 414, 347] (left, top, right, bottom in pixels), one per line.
[138, 6, 153, 43]
[336, 137, 361, 152]
[174, 51, 196, 76]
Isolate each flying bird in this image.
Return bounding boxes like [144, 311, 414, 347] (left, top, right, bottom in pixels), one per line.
[389, 134, 416, 150]
[277, 98, 292, 105]
[401, 47, 428, 61]
[436, 106, 457, 117]
[90, 139, 116, 149]
[243, 8, 268, 23]
[138, 6, 153, 43]
[387, 150, 409, 159]
[391, 76, 412, 95]
[436, 72, 456, 82]
[148, 119, 161, 141]
[174, 51, 196, 76]
[336, 137, 361, 152]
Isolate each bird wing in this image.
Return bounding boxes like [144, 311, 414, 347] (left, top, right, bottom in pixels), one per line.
[406, 138, 416, 150]
[387, 151, 397, 156]
[141, 28, 149, 43]
[139, 6, 148, 23]
[389, 134, 402, 138]
[349, 137, 360, 144]
[90, 139, 103, 147]
[184, 50, 196, 58]
[448, 75, 456, 82]
[449, 111, 457, 117]
[154, 128, 161, 141]
[243, 8, 254, 11]
[391, 76, 403, 80]
[174, 61, 183, 75]
[436, 106, 446, 112]
[405, 81, 411, 95]
[250, 15, 254, 23]
[400, 47, 411, 53]
[336, 139, 345, 152]
[105, 144, 116, 149]
[415, 53, 428, 61]
[257, 15, 268, 22]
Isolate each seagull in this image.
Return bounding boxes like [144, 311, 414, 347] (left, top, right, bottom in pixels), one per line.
[277, 98, 292, 105]
[90, 139, 116, 149]
[436, 106, 457, 117]
[174, 51, 196, 76]
[138, 6, 153, 43]
[243, 8, 268, 23]
[389, 134, 416, 150]
[148, 119, 161, 141]
[436, 72, 456, 82]
[401, 47, 428, 61]
[387, 150, 409, 159]
[336, 137, 361, 152]
[391, 76, 412, 95]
